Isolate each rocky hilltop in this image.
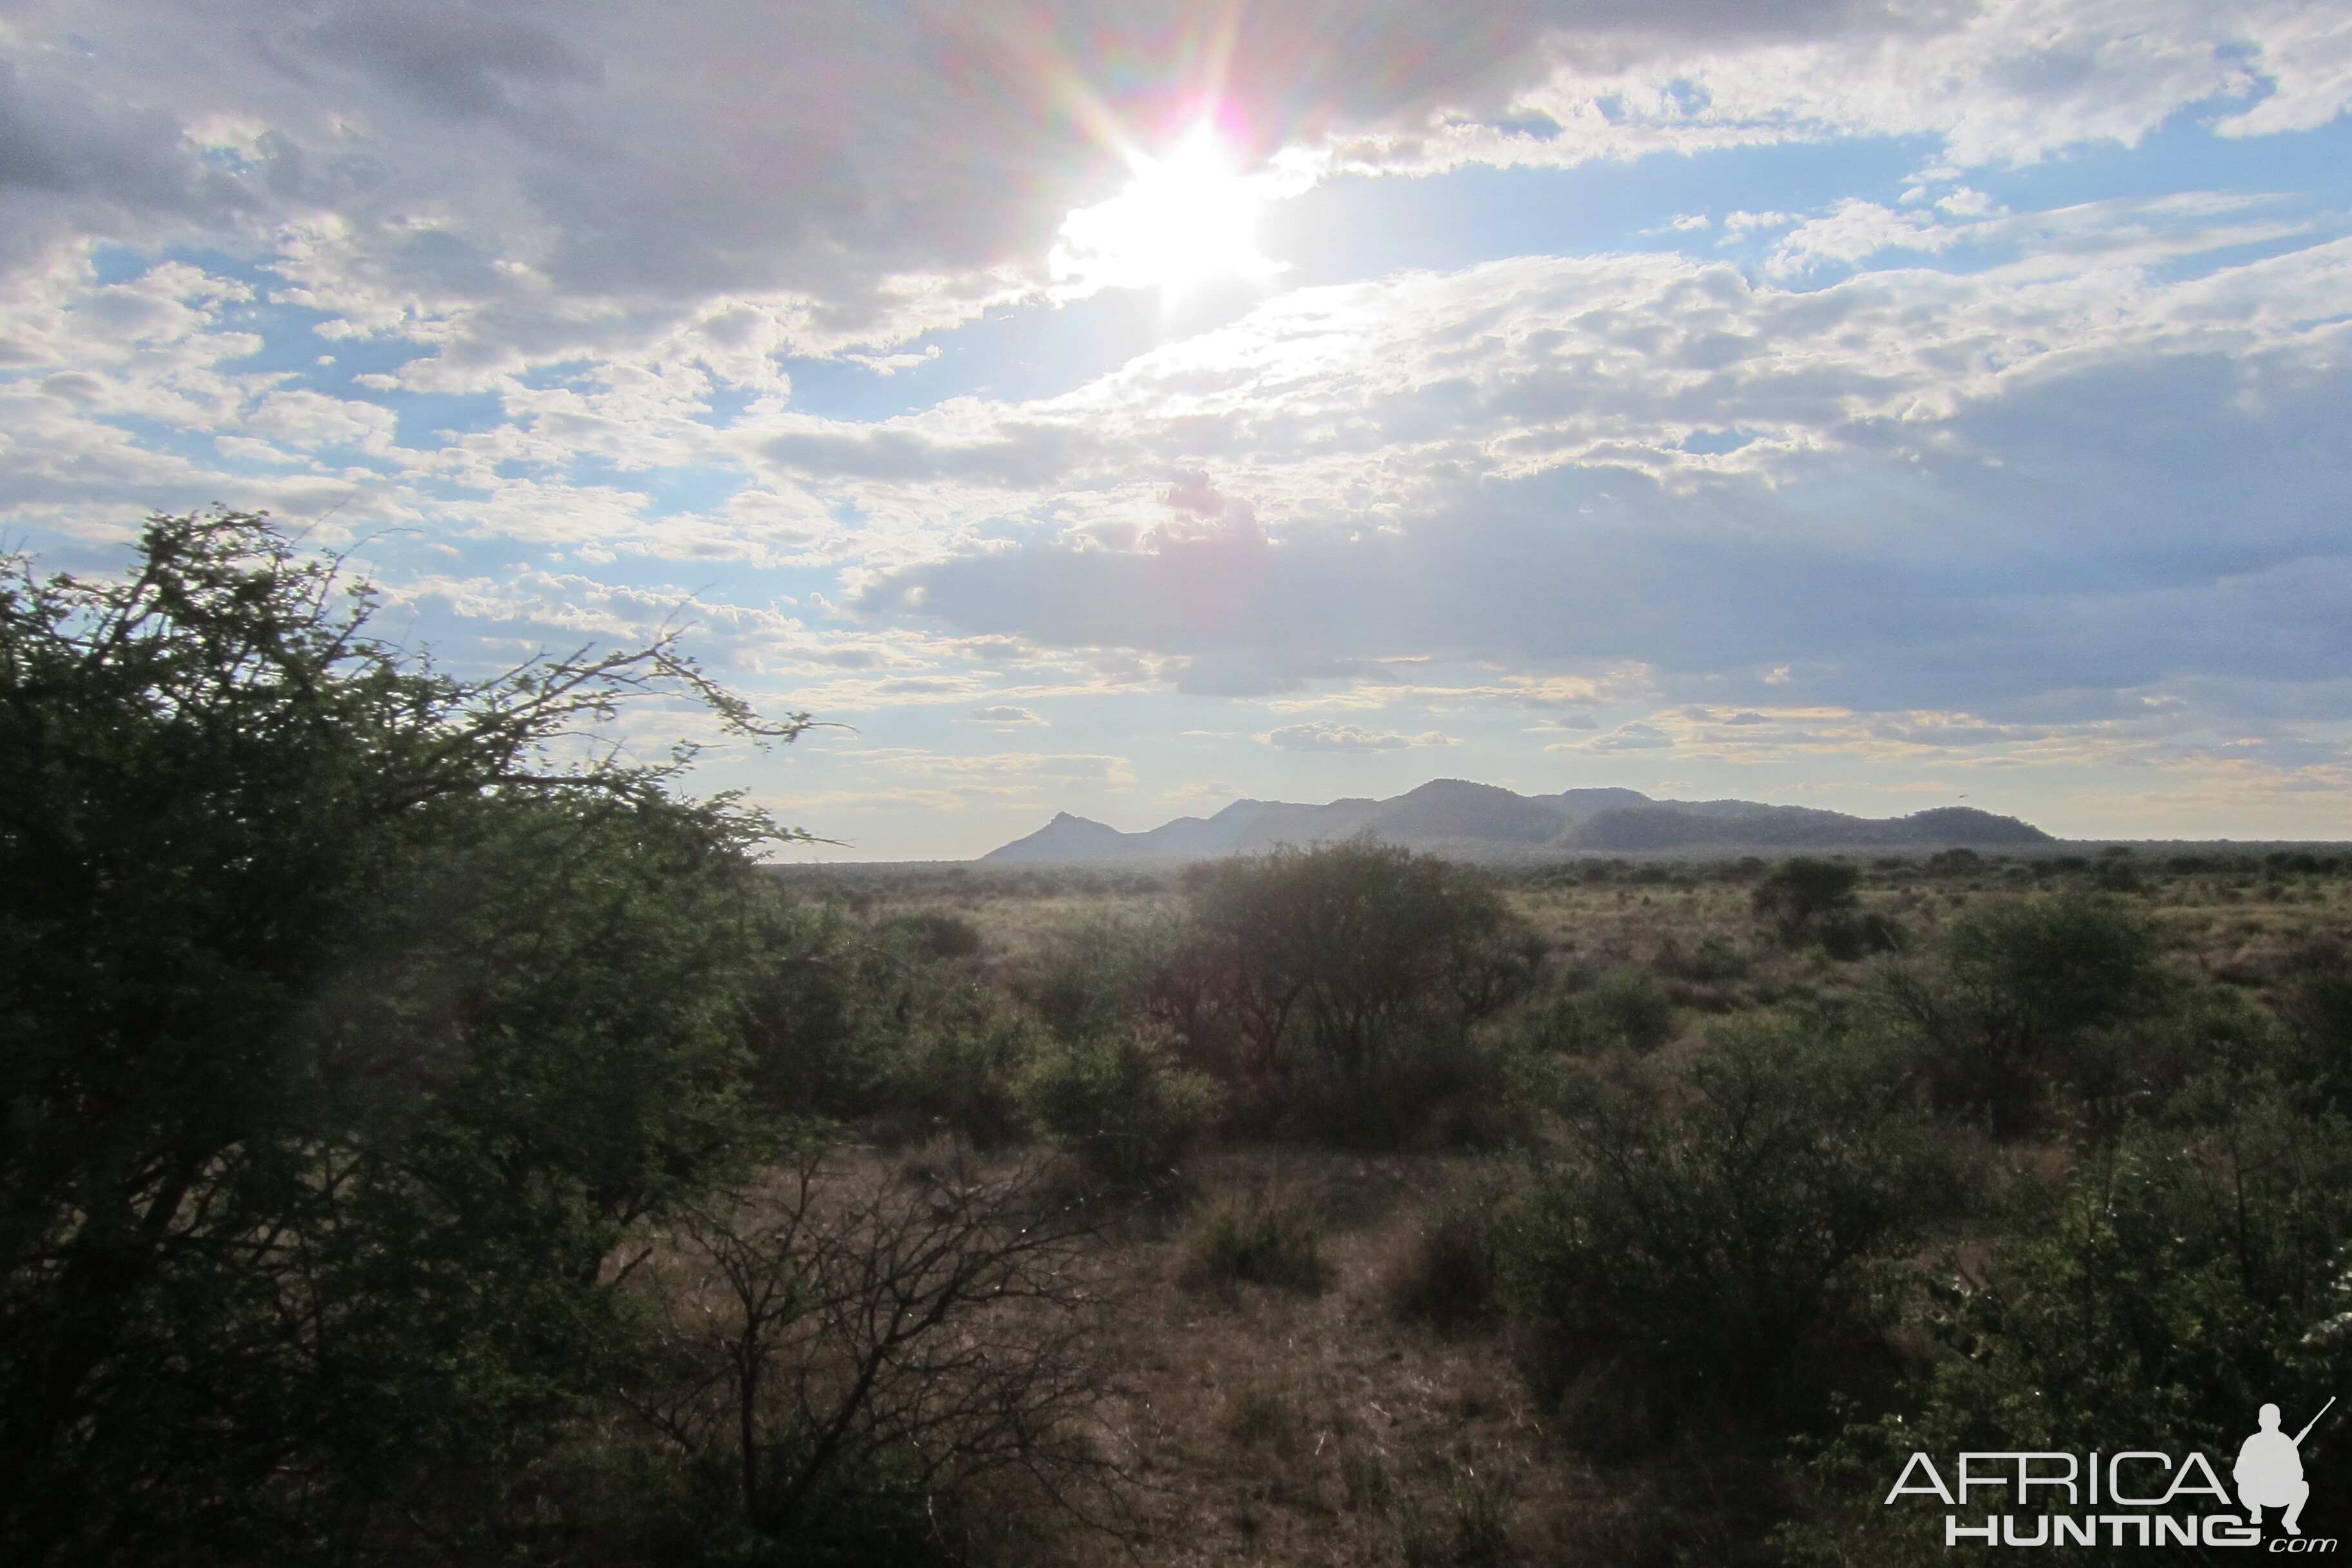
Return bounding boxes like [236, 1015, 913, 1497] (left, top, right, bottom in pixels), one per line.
[981, 779, 2052, 864]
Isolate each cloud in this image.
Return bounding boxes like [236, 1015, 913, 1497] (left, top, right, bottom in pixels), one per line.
[1500, 674, 1631, 709]
[843, 748, 1135, 783]
[10, 168, 2345, 774]
[4, 0, 2337, 385]
[0, 58, 253, 270]
[37, 372, 104, 404]
[763, 420, 1101, 487]
[1372, 1, 2352, 175]
[5, 0, 2347, 844]
[243, 390, 400, 453]
[0, 0, 1810, 359]
[1265, 720, 1454, 751]
[304, 2, 603, 122]
[1766, 199, 1960, 276]
[970, 705, 1046, 724]
[849, 219, 2352, 729]
[1556, 721, 1673, 752]
[1162, 650, 1365, 698]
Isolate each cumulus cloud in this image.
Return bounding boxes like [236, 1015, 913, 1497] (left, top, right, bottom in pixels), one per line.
[852, 214, 2352, 722]
[1378, 0, 2352, 175]
[1266, 720, 1453, 751]
[3, 0, 2337, 382]
[1765, 199, 1961, 276]
[0, 0, 1826, 362]
[10, 157, 2344, 767]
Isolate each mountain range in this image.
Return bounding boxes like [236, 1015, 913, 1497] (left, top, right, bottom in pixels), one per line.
[980, 779, 2053, 863]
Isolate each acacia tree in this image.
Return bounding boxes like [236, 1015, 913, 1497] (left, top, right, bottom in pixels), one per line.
[1183, 836, 1538, 1141]
[1750, 856, 1859, 944]
[1876, 892, 2168, 1135]
[0, 510, 814, 1564]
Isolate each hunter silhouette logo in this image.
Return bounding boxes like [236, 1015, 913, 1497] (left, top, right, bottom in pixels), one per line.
[2240, 1398, 2334, 1537]
[1885, 1397, 2342, 1550]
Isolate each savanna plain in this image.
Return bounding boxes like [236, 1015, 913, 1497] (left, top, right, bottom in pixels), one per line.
[771, 841, 2352, 1568]
[11, 513, 2352, 1568]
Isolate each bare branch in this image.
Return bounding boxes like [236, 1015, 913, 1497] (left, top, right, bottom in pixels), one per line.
[617, 1145, 1135, 1554]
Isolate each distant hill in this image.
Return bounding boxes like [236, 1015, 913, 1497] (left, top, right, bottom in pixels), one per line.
[981, 779, 2052, 863]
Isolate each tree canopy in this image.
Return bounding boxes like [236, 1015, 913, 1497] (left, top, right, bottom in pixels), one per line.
[0, 509, 812, 1565]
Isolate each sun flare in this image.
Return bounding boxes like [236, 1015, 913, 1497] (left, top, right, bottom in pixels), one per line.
[1050, 124, 1289, 297]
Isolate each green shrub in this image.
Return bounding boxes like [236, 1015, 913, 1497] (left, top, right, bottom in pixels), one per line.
[736, 895, 887, 1119]
[1749, 858, 1906, 959]
[876, 908, 983, 961]
[1816, 907, 1907, 961]
[1182, 837, 1541, 1145]
[745, 906, 1054, 1146]
[1877, 891, 2170, 1135]
[2278, 940, 2352, 1110]
[1017, 1021, 1219, 1186]
[2061, 981, 2288, 1139]
[1501, 1017, 1956, 1453]
[1533, 966, 1678, 1055]
[1752, 858, 1861, 944]
[1787, 1091, 2352, 1565]
[2092, 845, 2144, 891]
[1653, 933, 1752, 983]
[868, 1000, 1037, 1148]
[1943, 890, 2166, 1032]
[1009, 908, 1186, 1044]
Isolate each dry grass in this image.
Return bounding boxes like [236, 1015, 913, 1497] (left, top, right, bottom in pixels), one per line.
[754, 856, 2352, 1566]
[1072, 1149, 1588, 1568]
[1179, 1183, 1329, 1297]
[1379, 1204, 1501, 1335]
[628, 1142, 1598, 1566]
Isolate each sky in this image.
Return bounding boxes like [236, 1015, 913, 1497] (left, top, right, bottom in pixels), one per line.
[3, 0, 2350, 859]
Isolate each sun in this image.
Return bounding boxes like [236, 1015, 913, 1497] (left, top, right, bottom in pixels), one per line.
[1050, 123, 1288, 297]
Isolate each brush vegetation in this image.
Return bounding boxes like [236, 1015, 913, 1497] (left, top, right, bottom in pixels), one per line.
[8, 513, 2352, 1565]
